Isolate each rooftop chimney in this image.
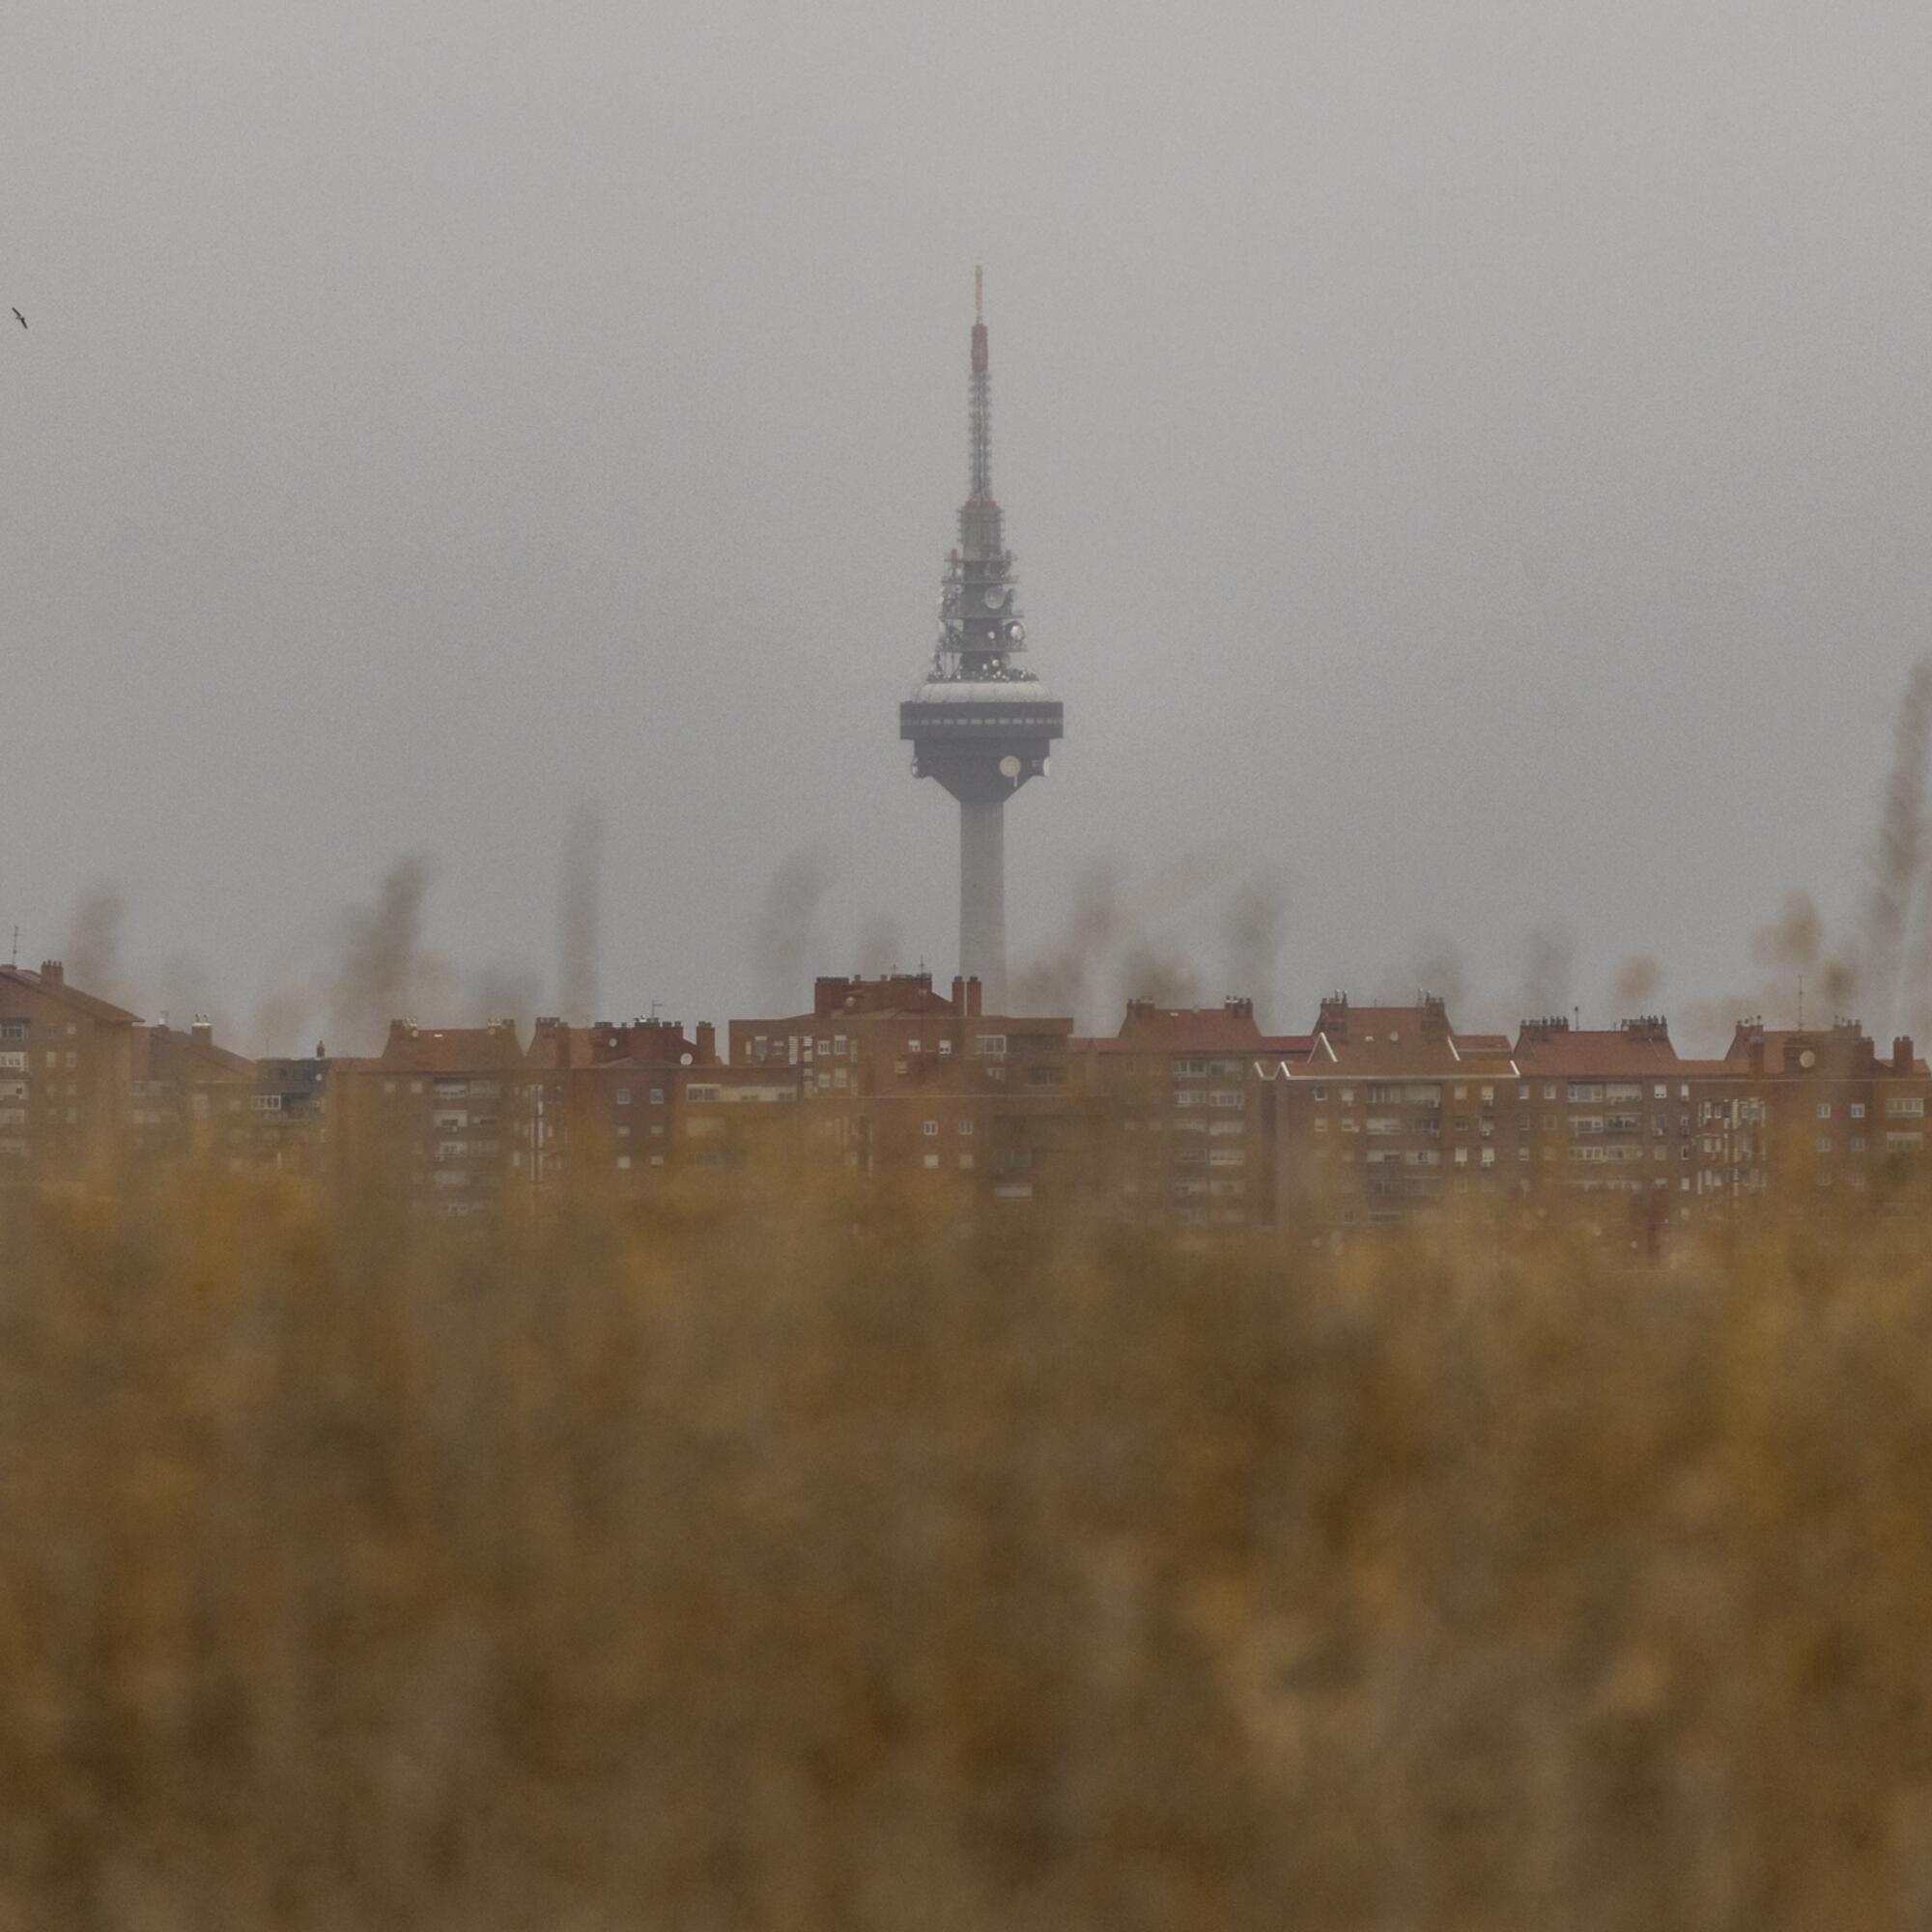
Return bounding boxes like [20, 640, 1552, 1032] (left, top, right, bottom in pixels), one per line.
[190, 1015, 213, 1047]
[696, 1021, 717, 1065]
[1895, 1035, 1916, 1076]
[40, 960, 62, 990]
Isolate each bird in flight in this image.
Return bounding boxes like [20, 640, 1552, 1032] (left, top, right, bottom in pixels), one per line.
[10, 310, 23, 329]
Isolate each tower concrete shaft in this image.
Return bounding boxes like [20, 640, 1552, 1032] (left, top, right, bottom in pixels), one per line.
[899, 270, 1064, 1010]
[959, 796, 1006, 1005]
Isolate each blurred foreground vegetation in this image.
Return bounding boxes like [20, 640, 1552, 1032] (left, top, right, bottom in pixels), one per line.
[4, 1176, 1932, 1928]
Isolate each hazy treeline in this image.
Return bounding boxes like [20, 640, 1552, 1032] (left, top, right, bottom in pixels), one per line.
[5, 1174, 1932, 1927]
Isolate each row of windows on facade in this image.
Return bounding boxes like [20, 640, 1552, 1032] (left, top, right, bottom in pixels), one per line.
[1311, 1080, 1696, 1106]
[748, 1034, 1016, 1065]
[0, 1021, 79, 1041]
[1326, 1112, 1694, 1137]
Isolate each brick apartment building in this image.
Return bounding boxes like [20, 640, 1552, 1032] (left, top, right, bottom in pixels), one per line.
[728, 973, 1083, 1208]
[526, 1015, 798, 1199]
[328, 1020, 531, 1216]
[130, 1016, 255, 1165]
[1266, 996, 1523, 1240]
[1686, 1019, 1932, 1210]
[1071, 998, 1310, 1229]
[0, 961, 142, 1183]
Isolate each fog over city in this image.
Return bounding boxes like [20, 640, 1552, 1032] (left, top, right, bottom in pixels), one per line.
[6, 2, 1930, 1051]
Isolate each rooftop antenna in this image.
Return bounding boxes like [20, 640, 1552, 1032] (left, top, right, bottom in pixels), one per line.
[1798, 976, 1804, 1028]
[648, 999, 664, 1021]
[975, 261, 983, 325]
[8, 925, 14, 968]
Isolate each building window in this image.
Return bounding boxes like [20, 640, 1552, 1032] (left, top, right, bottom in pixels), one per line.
[908, 1038, 922, 1054]
[958, 1153, 974, 1171]
[958, 1118, 973, 1135]
[975, 1036, 1008, 1058]
[616, 1088, 631, 1106]
[1816, 1102, 1832, 1120]
[1851, 1102, 1866, 1120]
[1886, 1097, 1925, 1117]
[923, 1152, 940, 1169]
[649, 1088, 665, 1105]
[616, 1154, 632, 1170]
[1518, 1084, 1529, 1101]
[1544, 1084, 1556, 1101]
[923, 1119, 939, 1136]
[1313, 1084, 1326, 1101]
[938, 1039, 952, 1058]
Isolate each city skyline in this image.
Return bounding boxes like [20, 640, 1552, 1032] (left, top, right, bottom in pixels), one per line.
[6, 5, 1932, 1048]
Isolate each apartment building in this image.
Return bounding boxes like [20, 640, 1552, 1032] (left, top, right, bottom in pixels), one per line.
[329, 1020, 530, 1215]
[0, 961, 141, 1183]
[728, 973, 1084, 1207]
[1268, 996, 1522, 1241]
[130, 1017, 255, 1164]
[525, 1015, 799, 1197]
[1686, 1020, 1932, 1210]
[1072, 998, 1310, 1229]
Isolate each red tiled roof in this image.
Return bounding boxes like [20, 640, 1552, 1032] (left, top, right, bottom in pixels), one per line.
[1513, 1028, 1682, 1075]
[1301, 1037, 1517, 1077]
[376, 1022, 526, 1072]
[1112, 1003, 1265, 1051]
[0, 964, 140, 1026]
[1072, 1032, 1312, 1059]
[134, 1026, 253, 1081]
[1716, 1025, 1930, 1078]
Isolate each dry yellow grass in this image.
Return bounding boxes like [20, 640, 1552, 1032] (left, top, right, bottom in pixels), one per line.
[2, 1175, 1931, 1927]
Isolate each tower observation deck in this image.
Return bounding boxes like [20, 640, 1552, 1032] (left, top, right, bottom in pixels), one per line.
[899, 270, 1064, 1010]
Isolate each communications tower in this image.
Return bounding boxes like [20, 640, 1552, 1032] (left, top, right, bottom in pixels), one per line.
[899, 270, 1064, 1011]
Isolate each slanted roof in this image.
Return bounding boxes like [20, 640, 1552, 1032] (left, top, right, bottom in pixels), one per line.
[0, 963, 140, 1027]
[1514, 1023, 1682, 1076]
[1298, 1000, 1515, 1078]
[134, 1025, 253, 1082]
[1111, 998, 1267, 1052]
[377, 1021, 526, 1072]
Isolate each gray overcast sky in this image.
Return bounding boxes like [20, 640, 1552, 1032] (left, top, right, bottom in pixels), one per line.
[5, 2, 1930, 1048]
